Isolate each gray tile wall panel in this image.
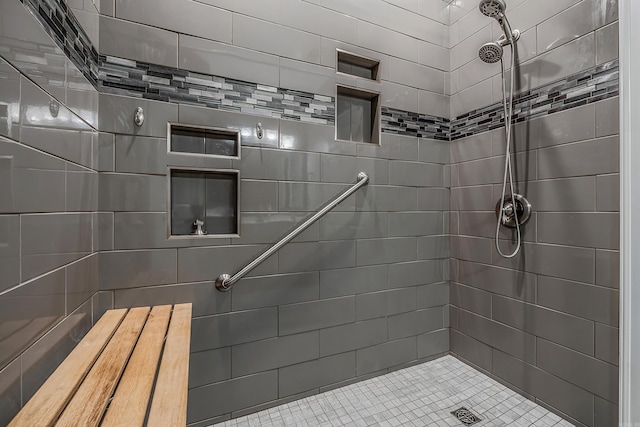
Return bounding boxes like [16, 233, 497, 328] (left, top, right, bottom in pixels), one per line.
[66, 170, 98, 212]
[279, 182, 355, 212]
[417, 235, 449, 260]
[231, 272, 319, 311]
[537, 212, 619, 250]
[595, 396, 618, 427]
[99, 249, 177, 290]
[356, 185, 418, 212]
[279, 297, 355, 336]
[388, 212, 443, 237]
[492, 295, 595, 355]
[537, 339, 618, 403]
[187, 371, 278, 423]
[191, 308, 278, 353]
[389, 161, 444, 187]
[240, 180, 279, 212]
[177, 245, 277, 283]
[355, 337, 417, 376]
[99, 93, 178, 137]
[417, 328, 449, 358]
[596, 249, 619, 289]
[98, 173, 167, 212]
[595, 323, 619, 366]
[458, 309, 537, 365]
[319, 265, 388, 298]
[278, 240, 357, 274]
[417, 188, 450, 211]
[319, 318, 387, 357]
[114, 282, 230, 318]
[526, 177, 596, 212]
[537, 136, 619, 180]
[388, 307, 444, 340]
[450, 283, 492, 318]
[417, 282, 449, 309]
[450, 330, 493, 372]
[492, 350, 594, 427]
[356, 237, 417, 266]
[66, 255, 99, 313]
[388, 260, 444, 288]
[0, 215, 20, 293]
[596, 96, 619, 138]
[278, 352, 355, 398]
[596, 174, 619, 212]
[115, 135, 167, 175]
[319, 212, 388, 241]
[20, 300, 92, 405]
[320, 155, 389, 185]
[231, 332, 319, 377]
[234, 212, 319, 246]
[538, 276, 618, 326]
[356, 288, 417, 321]
[492, 243, 595, 284]
[0, 359, 21, 426]
[239, 148, 320, 182]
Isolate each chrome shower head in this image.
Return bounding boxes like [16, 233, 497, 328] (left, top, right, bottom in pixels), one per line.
[479, 42, 503, 63]
[479, 0, 507, 18]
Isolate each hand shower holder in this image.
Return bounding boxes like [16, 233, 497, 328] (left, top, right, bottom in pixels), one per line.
[496, 29, 520, 46]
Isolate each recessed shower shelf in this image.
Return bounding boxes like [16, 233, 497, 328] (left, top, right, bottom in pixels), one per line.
[168, 123, 240, 159]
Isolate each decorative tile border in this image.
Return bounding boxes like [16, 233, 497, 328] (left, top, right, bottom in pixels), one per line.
[99, 56, 335, 125]
[450, 59, 619, 140]
[15, 0, 620, 142]
[381, 108, 450, 141]
[19, 0, 99, 86]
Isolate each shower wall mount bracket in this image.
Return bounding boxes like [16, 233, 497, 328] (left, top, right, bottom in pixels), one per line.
[496, 194, 532, 229]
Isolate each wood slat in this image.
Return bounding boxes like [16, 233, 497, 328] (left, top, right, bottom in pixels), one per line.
[8, 309, 128, 427]
[147, 303, 192, 427]
[100, 305, 172, 427]
[54, 307, 150, 427]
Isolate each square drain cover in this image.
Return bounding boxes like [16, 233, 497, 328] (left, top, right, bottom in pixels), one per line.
[451, 407, 482, 426]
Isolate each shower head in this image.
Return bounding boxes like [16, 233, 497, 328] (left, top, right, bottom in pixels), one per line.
[479, 0, 507, 18]
[479, 42, 503, 63]
[478, 0, 520, 48]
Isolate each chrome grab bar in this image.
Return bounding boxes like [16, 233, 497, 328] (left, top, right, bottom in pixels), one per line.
[215, 172, 370, 291]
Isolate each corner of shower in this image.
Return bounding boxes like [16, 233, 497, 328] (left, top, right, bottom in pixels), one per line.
[478, 0, 531, 259]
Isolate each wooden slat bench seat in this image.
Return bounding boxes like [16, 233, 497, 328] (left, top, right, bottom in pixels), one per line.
[8, 303, 192, 427]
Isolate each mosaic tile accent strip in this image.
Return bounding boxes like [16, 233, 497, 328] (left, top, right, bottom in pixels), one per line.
[99, 56, 335, 124]
[18, 0, 99, 86]
[213, 355, 574, 427]
[381, 107, 451, 141]
[450, 59, 619, 140]
[16, 0, 619, 142]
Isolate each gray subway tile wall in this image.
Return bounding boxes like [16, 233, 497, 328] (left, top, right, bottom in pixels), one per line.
[0, 0, 621, 427]
[0, 1, 101, 423]
[449, 1, 619, 425]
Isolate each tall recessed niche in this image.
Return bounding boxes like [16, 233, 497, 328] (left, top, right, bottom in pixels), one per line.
[168, 123, 240, 237]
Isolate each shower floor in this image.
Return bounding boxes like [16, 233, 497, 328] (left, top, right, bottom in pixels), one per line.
[213, 355, 574, 427]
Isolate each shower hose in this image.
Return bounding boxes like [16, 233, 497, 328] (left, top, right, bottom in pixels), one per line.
[495, 16, 522, 259]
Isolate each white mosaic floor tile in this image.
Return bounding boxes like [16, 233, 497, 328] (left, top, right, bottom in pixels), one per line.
[213, 356, 574, 427]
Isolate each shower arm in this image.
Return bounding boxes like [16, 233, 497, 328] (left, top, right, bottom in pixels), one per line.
[214, 172, 370, 292]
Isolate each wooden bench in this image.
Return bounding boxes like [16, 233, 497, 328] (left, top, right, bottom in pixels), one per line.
[9, 304, 192, 427]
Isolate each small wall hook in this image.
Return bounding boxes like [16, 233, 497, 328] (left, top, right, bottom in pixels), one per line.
[256, 122, 264, 140]
[134, 107, 145, 127]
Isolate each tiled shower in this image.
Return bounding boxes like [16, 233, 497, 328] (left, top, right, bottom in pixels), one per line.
[0, 0, 620, 426]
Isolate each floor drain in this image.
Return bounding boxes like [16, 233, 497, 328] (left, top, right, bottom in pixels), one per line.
[451, 407, 482, 426]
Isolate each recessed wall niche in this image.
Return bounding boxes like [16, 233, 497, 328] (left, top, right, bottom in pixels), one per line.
[336, 49, 380, 81]
[169, 169, 239, 237]
[336, 85, 381, 145]
[168, 123, 240, 158]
